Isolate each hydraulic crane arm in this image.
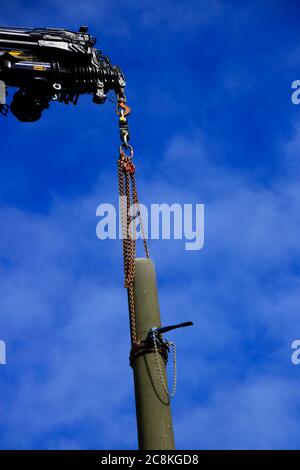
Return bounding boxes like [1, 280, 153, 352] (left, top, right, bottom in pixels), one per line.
[0, 25, 126, 121]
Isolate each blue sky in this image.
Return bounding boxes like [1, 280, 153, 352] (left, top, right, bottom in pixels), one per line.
[0, 0, 300, 450]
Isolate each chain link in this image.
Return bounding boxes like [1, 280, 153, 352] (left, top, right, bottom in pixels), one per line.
[152, 331, 177, 399]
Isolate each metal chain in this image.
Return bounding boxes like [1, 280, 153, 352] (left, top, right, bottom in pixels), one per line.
[117, 158, 137, 343]
[131, 172, 150, 259]
[116, 96, 179, 396]
[117, 96, 150, 345]
[152, 331, 177, 399]
[117, 161, 129, 280]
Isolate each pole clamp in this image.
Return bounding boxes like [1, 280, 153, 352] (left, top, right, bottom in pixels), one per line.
[129, 336, 169, 368]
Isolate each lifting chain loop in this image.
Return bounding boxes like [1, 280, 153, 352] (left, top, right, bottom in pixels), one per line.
[116, 97, 177, 397]
[152, 329, 177, 399]
[117, 96, 150, 345]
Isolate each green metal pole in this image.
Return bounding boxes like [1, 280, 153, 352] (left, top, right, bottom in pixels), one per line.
[130, 258, 175, 450]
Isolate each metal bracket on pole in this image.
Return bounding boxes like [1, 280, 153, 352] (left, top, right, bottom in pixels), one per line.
[148, 321, 193, 338]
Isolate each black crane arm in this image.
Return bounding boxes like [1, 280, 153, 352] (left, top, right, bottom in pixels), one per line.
[0, 25, 126, 122]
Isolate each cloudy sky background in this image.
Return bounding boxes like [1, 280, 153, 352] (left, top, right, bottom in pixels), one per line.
[0, 0, 300, 449]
